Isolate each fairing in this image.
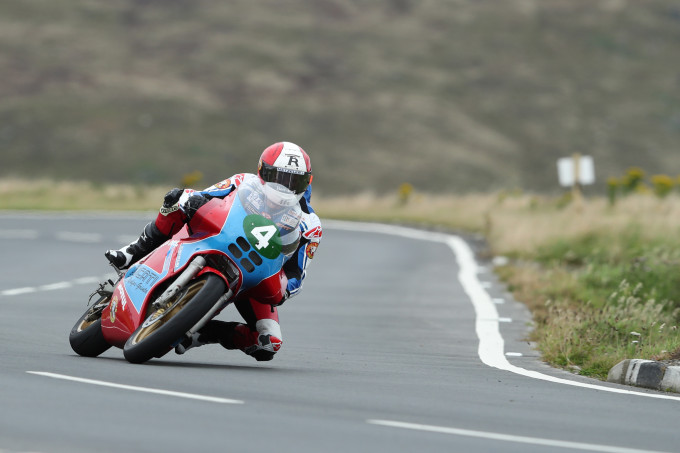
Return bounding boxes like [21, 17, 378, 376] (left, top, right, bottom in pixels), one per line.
[101, 175, 302, 347]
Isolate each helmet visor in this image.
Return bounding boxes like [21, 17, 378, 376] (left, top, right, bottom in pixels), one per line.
[259, 164, 312, 194]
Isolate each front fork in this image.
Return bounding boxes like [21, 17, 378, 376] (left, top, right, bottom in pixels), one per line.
[185, 288, 233, 337]
[151, 256, 209, 310]
[150, 255, 235, 340]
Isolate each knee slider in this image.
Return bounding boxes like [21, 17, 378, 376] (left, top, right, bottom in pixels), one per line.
[244, 333, 282, 361]
[251, 350, 276, 362]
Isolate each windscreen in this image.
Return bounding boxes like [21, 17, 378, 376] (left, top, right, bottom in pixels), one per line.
[237, 174, 302, 256]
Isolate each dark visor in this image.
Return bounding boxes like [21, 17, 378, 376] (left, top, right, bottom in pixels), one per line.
[260, 164, 312, 194]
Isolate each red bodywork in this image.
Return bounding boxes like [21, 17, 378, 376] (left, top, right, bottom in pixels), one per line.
[100, 194, 288, 348]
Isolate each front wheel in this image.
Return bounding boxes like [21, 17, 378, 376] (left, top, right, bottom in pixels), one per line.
[69, 293, 112, 357]
[123, 274, 226, 364]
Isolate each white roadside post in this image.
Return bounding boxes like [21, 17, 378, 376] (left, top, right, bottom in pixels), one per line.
[557, 154, 595, 207]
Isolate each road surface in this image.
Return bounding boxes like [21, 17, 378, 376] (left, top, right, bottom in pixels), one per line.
[0, 213, 677, 453]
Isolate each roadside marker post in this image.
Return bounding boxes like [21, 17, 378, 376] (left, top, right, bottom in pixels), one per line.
[557, 154, 595, 208]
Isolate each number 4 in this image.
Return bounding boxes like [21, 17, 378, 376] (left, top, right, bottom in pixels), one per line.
[251, 225, 277, 249]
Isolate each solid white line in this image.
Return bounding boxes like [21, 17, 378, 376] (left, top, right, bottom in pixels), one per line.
[27, 371, 244, 405]
[446, 234, 680, 402]
[367, 420, 672, 453]
[326, 220, 680, 402]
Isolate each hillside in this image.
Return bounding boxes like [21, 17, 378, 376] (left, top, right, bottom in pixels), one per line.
[1, 0, 680, 195]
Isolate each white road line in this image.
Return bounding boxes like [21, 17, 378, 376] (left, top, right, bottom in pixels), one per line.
[0, 227, 127, 244]
[73, 276, 101, 285]
[447, 234, 680, 401]
[55, 232, 102, 243]
[367, 420, 672, 453]
[326, 220, 680, 402]
[26, 371, 244, 405]
[1, 287, 37, 296]
[39, 282, 73, 291]
[0, 275, 113, 298]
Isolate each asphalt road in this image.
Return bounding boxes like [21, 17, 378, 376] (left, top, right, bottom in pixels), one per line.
[0, 213, 678, 453]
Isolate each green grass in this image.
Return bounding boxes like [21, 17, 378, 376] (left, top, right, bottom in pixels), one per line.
[533, 228, 680, 311]
[533, 280, 680, 377]
[497, 220, 680, 379]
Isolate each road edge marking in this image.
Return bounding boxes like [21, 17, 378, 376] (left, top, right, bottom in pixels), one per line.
[326, 220, 680, 401]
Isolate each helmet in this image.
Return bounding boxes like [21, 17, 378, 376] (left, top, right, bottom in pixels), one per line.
[258, 142, 313, 195]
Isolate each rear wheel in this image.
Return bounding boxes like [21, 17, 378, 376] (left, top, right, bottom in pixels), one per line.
[69, 294, 112, 357]
[123, 274, 226, 364]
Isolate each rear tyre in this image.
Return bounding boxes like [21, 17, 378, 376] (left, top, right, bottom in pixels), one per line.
[123, 274, 226, 364]
[69, 294, 112, 357]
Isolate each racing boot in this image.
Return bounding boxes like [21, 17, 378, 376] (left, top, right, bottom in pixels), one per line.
[174, 321, 230, 354]
[211, 320, 282, 361]
[245, 334, 281, 362]
[105, 221, 169, 270]
[175, 332, 214, 354]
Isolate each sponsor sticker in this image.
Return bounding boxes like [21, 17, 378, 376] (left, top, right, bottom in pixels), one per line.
[233, 174, 245, 186]
[160, 204, 180, 216]
[303, 226, 322, 240]
[124, 266, 161, 312]
[110, 295, 119, 323]
[279, 213, 299, 228]
[213, 179, 231, 190]
[126, 266, 161, 295]
[306, 241, 319, 259]
[247, 192, 264, 210]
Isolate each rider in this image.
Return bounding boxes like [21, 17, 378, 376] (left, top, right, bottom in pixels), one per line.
[105, 142, 322, 361]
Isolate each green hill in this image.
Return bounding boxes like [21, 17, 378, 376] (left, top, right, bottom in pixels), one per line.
[2, 0, 680, 195]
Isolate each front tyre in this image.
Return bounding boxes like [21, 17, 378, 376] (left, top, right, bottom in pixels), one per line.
[123, 274, 226, 364]
[69, 294, 112, 357]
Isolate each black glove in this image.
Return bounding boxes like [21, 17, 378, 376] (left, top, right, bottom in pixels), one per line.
[184, 194, 210, 221]
[163, 188, 184, 207]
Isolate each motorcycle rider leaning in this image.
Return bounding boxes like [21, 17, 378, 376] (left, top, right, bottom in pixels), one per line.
[105, 142, 322, 361]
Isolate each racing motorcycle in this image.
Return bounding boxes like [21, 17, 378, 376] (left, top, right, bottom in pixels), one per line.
[69, 175, 302, 364]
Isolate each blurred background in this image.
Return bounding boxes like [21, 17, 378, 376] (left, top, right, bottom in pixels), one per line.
[1, 0, 680, 196]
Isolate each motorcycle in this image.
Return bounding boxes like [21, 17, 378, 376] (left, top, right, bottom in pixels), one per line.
[69, 175, 302, 364]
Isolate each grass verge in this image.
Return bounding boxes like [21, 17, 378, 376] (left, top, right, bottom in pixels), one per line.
[317, 190, 680, 379]
[3, 178, 679, 379]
